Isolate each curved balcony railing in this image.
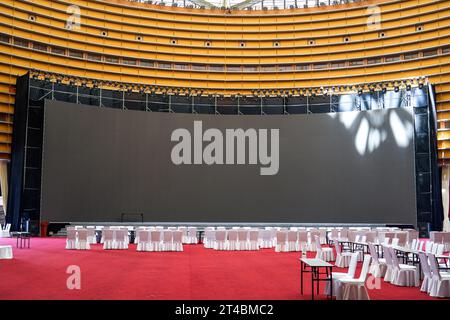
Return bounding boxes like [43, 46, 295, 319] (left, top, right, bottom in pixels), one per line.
[126, 0, 365, 11]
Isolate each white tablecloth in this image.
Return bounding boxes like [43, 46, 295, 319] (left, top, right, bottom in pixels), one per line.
[0, 245, 13, 259]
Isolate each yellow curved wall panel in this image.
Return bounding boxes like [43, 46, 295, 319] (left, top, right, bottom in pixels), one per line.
[0, 0, 448, 161]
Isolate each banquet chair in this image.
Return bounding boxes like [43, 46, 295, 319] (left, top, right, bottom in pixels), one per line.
[115, 229, 128, 250]
[66, 229, 77, 250]
[86, 227, 97, 244]
[389, 247, 419, 287]
[227, 229, 238, 250]
[325, 252, 359, 297]
[329, 229, 339, 245]
[418, 252, 432, 294]
[103, 229, 115, 250]
[297, 231, 308, 252]
[178, 227, 188, 243]
[339, 254, 372, 300]
[287, 231, 298, 252]
[275, 231, 288, 252]
[248, 230, 260, 250]
[308, 230, 320, 251]
[214, 230, 227, 250]
[368, 243, 387, 278]
[335, 241, 353, 268]
[319, 229, 327, 245]
[76, 229, 90, 250]
[150, 230, 162, 251]
[382, 246, 395, 282]
[204, 227, 215, 249]
[428, 253, 450, 298]
[259, 229, 273, 249]
[395, 232, 408, 246]
[186, 227, 198, 244]
[162, 230, 173, 251]
[172, 231, 183, 252]
[315, 236, 334, 262]
[136, 230, 151, 251]
[237, 229, 249, 250]
[339, 229, 349, 241]
[0, 223, 11, 238]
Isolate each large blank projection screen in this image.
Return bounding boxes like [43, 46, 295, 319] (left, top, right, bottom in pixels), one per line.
[41, 100, 417, 224]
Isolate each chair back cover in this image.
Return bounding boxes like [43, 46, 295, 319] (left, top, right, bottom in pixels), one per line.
[228, 230, 238, 241]
[368, 243, 379, 264]
[287, 231, 297, 242]
[103, 229, 114, 241]
[215, 230, 226, 241]
[427, 253, 441, 280]
[297, 231, 308, 242]
[163, 230, 173, 242]
[276, 231, 287, 243]
[78, 229, 88, 241]
[249, 230, 259, 241]
[67, 229, 77, 240]
[151, 231, 162, 242]
[172, 230, 182, 242]
[238, 229, 249, 241]
[418, 252, 431, 277]
[347, 252, 359, 278]
[358, 255, 372, 281]
[138, 230, 150, 242]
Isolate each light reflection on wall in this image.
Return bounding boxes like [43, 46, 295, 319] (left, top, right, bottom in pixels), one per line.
[327, 88, 426, 156]
[329, 108, 413, 156]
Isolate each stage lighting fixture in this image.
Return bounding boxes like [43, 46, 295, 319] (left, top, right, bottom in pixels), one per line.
[358, 88, 363, 95]
[394, 86, 399, 92]
[406, 84, 411, 91]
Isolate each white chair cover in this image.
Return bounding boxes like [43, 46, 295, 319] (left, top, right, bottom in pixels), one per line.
[428, 253, 450, 298]
[368, 243, 386, 278]
[418, 252, 432, 293]
[325, 252, 359, 297]
[115, 229, 128, 250]
[76, 229, 90, 250]
[335, 241, 352, 268]
[186, 227, 198, 244]
[227, 230, 238, 250]
[103, 229, 115, 250]
[237, 229, 249, 250]
[275, 231, 288, 252]
[248, 230, 260, 250]
[214, 230, 227, 250]
[172, 230, 183, 251]
[314, 235, 334, 262]
[162, 230, 173, 251]
[66, 229, 77, 250]
[287, 231, 298, 252]
[258, 229, 273, 248]
[87, 227, 97, 244]
[339, 254, 372, 300]
[297, 231, 308, 252]
[389, 247, 419, 287]
[150, 230, 162, 251]
[136, 230, 151, 251]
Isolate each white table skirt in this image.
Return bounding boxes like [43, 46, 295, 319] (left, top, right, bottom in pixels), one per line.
[0, 245, 13, 259]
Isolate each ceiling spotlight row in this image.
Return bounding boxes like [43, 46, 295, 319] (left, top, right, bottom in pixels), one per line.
[29, 70, 427, 98]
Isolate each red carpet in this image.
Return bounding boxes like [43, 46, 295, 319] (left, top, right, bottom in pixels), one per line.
[0, 237, 446, 300]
